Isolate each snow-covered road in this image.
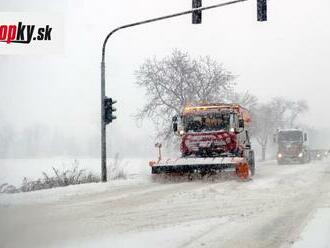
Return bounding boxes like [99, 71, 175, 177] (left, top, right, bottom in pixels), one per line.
[1, 160, 330, 248]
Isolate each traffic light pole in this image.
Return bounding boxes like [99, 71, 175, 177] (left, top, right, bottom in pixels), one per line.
[100, 0, 249, 182]
[101, 61, 106, 182]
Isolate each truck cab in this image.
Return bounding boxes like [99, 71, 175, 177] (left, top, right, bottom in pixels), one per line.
[172, 104, 255, 175]
[274, 129, 310, 164]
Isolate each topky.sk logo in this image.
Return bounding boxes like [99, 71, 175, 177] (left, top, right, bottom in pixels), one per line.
[0, 22, 52, 44]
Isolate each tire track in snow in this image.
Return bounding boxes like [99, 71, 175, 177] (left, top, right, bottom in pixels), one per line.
[174, 162, 330, 248]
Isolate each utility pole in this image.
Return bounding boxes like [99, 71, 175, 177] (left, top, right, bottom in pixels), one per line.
[100, 0, 266, 182]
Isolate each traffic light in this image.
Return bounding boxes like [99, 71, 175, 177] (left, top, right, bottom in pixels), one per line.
[104, 97, 117, 124]
[192, 0, 202, 24]
[257, 0, 267, 22]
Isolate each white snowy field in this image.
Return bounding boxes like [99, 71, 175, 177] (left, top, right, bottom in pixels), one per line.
[0, 159, 330, 248]
[0, 158, 150, 186]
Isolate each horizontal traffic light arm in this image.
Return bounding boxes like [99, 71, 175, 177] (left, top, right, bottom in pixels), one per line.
[101, 0, 248, 64]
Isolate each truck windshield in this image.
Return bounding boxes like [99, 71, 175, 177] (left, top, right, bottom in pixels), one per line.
[278, 131, 303, 142]
[183, 112, 230, 132]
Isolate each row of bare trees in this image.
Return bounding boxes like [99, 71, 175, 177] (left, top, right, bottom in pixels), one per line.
[136, 49, 308, 160]
[0, 50, 308, 160]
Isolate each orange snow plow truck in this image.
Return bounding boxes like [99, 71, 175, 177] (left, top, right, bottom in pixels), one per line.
[149, 103, 255, 179]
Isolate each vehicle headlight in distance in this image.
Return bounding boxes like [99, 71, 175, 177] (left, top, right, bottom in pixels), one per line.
[317, 154, 321, 158]
[298, 153, 303, 158]
[179, 130, 185, 135]
[278, 153, 282, 158]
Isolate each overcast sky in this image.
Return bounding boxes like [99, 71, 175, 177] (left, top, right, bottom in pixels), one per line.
[0, 0, 330, 157]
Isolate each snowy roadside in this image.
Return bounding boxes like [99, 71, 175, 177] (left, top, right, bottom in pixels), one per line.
[0, 177, 151, 206]
[292, 208, 330, 248]
[0, 158, 276, 187]
[0, 158, 280, 206]
[291, 167, 330, 248]
[0, 160, 329, 248]
[0, 159, 324, 206]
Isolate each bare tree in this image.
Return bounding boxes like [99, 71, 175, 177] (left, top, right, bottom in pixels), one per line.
[253, 103, 277, 161]
[286, 100, 308, 127]
[228, 90, 258, 110]
[135, 49, 236, 141]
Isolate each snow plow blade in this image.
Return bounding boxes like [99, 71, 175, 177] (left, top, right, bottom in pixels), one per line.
[150, 157, 250, 179]
[152, 162, 235, 174]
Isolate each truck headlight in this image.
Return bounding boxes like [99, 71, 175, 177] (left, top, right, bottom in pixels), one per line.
[298, 153, 303, 158]
[278, 153, 282, 158]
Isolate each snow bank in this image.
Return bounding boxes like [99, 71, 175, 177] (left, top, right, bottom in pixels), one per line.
[292, 208, 330, 248]
[0, 176, 151, 206]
